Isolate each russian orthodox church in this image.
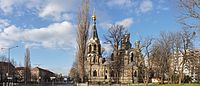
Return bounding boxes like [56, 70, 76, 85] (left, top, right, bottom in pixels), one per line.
[85, 11, 143, 84]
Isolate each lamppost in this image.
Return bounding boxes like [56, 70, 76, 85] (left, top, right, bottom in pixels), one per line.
[6, 46, 18, 86]
[7, 46, 18, 76]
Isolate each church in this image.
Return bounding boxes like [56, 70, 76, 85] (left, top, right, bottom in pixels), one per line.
[85, 12, 143, 84]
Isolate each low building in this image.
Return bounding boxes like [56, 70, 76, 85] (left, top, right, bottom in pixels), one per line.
[189, 49, 200, 83]
[169, 49, 200, 83]
[0, 62, 15, 82]
[31, 67, 55, 83]
[15, 67, 25, 82]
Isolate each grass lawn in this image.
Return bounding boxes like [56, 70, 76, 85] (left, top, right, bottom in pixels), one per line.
[18, 83, 200, 86]
[148, 84, 200, 86]
[20, 84, 45, 86]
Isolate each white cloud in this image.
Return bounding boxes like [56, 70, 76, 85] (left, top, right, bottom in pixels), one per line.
[107, 0, 133, 8]
[0, 0, 15, 13]
[100, 17, 134, 29]
[99, 22, 112, 29]
[39, 1, 64, 19]
[156, 0, 169, 12]
[139, 0, 153, 13]
[1, 25, 22, 41]
[0, 0, 76, 21]
[0, 21, 76, 50]
[38, 0, 75, 21]
[0, 19, 10, 31]
[25, 0, 45, 10]
[116, 17, 133, 28]
[0, 19, 24, 49]
[24, 21, 75, 48]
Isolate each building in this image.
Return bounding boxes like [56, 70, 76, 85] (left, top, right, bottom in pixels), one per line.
[85, 12, 143, 84]
[169, 48, 200, 83]
[15, 67, 25, 82]
[31, 67, 55, 83]
[189, 49, 200, 82]
[0, 62, 15, 82]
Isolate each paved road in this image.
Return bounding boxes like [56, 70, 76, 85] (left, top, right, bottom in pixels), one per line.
[16, 83, 74, 86]
[51, 84, 73, 86]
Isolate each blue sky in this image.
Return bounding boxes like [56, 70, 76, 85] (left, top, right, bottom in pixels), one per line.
[0, 0, 183, 75]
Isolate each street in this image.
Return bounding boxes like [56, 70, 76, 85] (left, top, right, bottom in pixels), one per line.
[16, 83, 74, 86]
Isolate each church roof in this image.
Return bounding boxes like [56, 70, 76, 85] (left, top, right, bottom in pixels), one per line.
[89, 9, 99, 43]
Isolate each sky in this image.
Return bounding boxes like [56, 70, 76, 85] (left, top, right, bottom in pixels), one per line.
[0, 0, 184, 75]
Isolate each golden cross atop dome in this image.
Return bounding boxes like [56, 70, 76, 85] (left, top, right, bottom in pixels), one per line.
[92, 8, 96, 21]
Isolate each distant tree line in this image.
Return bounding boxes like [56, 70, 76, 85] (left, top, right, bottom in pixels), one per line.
[0, 55, 17, 67]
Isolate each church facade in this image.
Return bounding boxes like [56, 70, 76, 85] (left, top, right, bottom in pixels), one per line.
[85, 13, 143, 84]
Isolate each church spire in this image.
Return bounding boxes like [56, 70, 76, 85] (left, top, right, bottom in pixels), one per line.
[91, 9, 98, 40]
[92, 9, 96, 23]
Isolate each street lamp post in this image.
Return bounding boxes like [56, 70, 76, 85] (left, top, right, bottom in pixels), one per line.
[7, 46, 18, 75]
[6, 46, 18, 86]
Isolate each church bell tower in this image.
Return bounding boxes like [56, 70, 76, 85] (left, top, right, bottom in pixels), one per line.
[87, 10, 101, 65]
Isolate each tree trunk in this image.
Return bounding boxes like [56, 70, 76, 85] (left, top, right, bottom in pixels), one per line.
[179, 65, 184, 85]
[161, 73, 164, 84]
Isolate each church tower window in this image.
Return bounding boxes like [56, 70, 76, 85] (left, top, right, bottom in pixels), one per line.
[89, 45, 92, 53]
[131, 53, 134, 62]
[93, 70, 97, 77]
[94, 44, 96, 51]
[105, 75, 107, 79]
[93, 56, 96, 63]
[134, 71, 137, 77]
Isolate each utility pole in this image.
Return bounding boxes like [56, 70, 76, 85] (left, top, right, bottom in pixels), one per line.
[5, 46, 18, 86]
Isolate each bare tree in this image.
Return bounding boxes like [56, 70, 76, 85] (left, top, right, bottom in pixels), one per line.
[168, 32, 182, 84]
[141, 37, 154, 86]
[158, 32, 174, 84]
[10, 58, 17, 67]
[69, 62, 79, 82]
[150, 32, 174, 84]
[104, 25, 127, 48]
[178, 0, 200, 29]
[177, 29, 195, 85]
[24, 48, 31, 84]
[104, 24, 127, 83]
[0, 55, 7, 62]
[76, 0, 90, 83]
[18, 62, 22, 67]
[178, 1, 199, 83]
[0, 55, 17, 66]
[150, 43, 163, 82]
[149, 30, 196, 84]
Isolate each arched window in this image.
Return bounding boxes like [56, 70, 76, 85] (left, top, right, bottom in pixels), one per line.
[98, 46, 101, 54]
[93, 56, 96, 63]
[89, 45, 92, 53]
[131, 53, 134, 62]
[93, 44, 96, 51]
[105, 75, 107, 79]
[111, 53, 114, 61]
[93, 70, 97, 77]
[134, 71, 137, 77]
